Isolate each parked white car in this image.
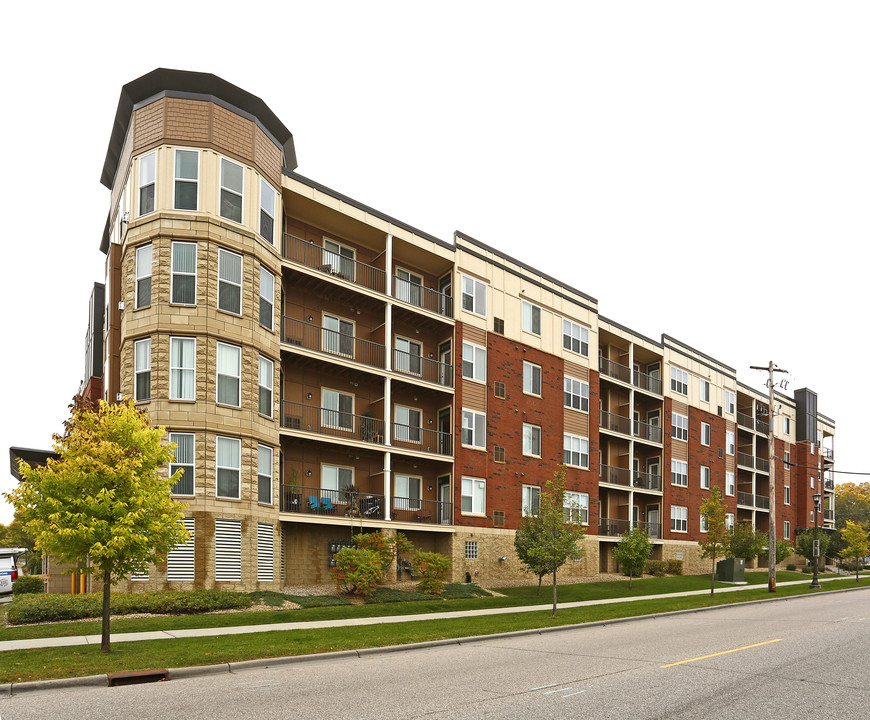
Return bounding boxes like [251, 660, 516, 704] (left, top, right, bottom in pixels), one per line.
[0, 548, 27, 596]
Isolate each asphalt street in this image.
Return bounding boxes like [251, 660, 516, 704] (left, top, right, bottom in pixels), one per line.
[2, 589, 868, 719]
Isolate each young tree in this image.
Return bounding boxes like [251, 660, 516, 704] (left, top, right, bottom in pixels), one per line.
[614, 526, 653, 588]
[698, 486, 729, 596]
[838, 520, 869, 582]
[514, 517, 549, 595]
[795, 530, 831, 567]
[4, 397, 189, 653]
[728, 523, 766, 563]
[512, 466, 585, 616]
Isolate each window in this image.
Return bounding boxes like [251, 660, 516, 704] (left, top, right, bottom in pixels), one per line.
[493, 445, 505, 463]
[670, 367, 688, 395]
[701, 465, 711, 490]
[395, 336, 422, 375]
[214, 518, 241, 581]
[395, 474, 422, 510]
[219, 157, 244, 223]
[169, 337, 196, 400]
[725, 390, 736, 414]
[323, 239, 355, 279]
[257, 445, 273, 504]
[258, 355, 273, 417]
[322, 464, 353, 492]
[493, 381, 506, 399]
[465, 540, 479, 559]
[260, 179, 276, 243]
[135, 244, 152, 308]
[810, 475, 815, 489]
[461, 476, 486, 514]
[700, 515, 709, 533]
[322, 389, 354, 431]
[395, 268, 423, 306]
[521, 300, 541, 335]
[257, 523, 274, 582]
[462, 342, 486, 382]
[784, 520, 791, 539]
[784, 450, 791, 467]
[169, 432, 194, 496]
[564, 491, 589, 524]
[564, 376, 589, 412]
[167, 518, 195, 581]
[218, 249, 243, 315]
[700, 379, 710, 402]
[784, 485, 791, 505]
[671, 459, 688, 487]
[523, 361, 542, 396]
[138, 152, 155, 215]
[324, 314, 354, 358]
[171, 241, 197, 305]
[783, 416, 791, 435]
[174, 149, 199, 210]
[523, 423, 541, 457]
[563, 434, 589, 468]
[259, 267, 274, 329]
[725, 513, 735, 532]
[216, 343, 241, 407]
[726, 472, 735, 496]
[394, 405, 422, 443]
[726, 431, 735, 455]
[672, 413, 688, 441]
[134, 338, 151, 401]
[461, 409, 486, 449]
[671, 506, 688, 533]
[216, 436, 241, 499]
[562, 319, 588, 356]
[701, 422, 711, 446]
[810, 510, 816, 523]
[522, 485, 541, 516]
[461, 275, 486, 316]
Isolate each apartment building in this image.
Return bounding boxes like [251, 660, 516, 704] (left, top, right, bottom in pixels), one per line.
[74, 68, 834, 591]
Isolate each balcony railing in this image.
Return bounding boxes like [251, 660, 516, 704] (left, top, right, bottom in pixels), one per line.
[824, 478, 835, 491]
[599, 357, 631, 383]
[737, 452, 769, 472]
[281, 317, 386, 369]
[634, 419, 663, 443]
[391, 423, 453, 456]
[599, 518, 632, 536]
[755, 417, 770, 434]
[600, 410, 631, 435]
[737, 491, 754, 507]
[392, 276, 453, 318]
[822, 448, 834, 462]
[737, 491, 769, 509]
[392, 348, 453, 387]
[737, 411, 754, 430]
[600, 464, 631, 486]
[824, 509, 834, 521]
[393, 496, 453, 525]
[636, 521, 661, 539]
[633, 471, 663, 491]
[282, 233, 387, 294]
[755, 494, 769, 509]
[633, 368, 663, 395]
[281, 401, 385, 444]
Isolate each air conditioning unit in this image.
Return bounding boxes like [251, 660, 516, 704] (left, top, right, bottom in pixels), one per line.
[118, 301, 125, 311]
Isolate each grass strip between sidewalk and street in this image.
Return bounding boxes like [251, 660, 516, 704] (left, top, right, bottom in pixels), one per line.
[2, 574, 868, 684]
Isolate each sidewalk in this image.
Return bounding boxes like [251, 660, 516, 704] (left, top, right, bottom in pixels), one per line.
[0, 575, 856, 653]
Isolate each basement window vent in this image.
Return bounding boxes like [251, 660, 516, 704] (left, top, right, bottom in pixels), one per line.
[493, 511, 505, 527]
[717, 406, 723, 416]
[718, 447, 724, 458]
[493, 381, 506, 399]
[493, 317, 505, 334]
[494, 445, 506, 463]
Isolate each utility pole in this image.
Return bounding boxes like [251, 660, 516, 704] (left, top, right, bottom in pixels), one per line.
[750, 361, 788, 592]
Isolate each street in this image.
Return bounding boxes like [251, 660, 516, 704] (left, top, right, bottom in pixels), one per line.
[3, 589, 869, 719]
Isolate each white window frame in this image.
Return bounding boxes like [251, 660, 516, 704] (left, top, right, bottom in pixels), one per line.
[725, 390, 736, 414]
[523, 423, 542, 457]
[218, 248, 243, 315]
[259, 179, 276, 244]
[219, 156, 244, 224]
[522, 485, 541, 516]
[169, 432, 195, 496]
[670, 367, 688, 395]
[784, 485, 791, 505]
[563, 434, 589, 469]
[462, 341, 486, 383]
[564, 376, 589, 413]
[461, 409, 486, 449]
[323, 314, 355, 358]
[701, 422, 711, 446]
[171, 241, 197, 306]
[394, 405, 422, 444]
[394, 335, 422, 375]
[725, 513, 735, 532]
[216, 436, 241, 500]
[726, 431, 735, 455]
[726, 472, 735, 496]
[461, 275, 487, 317]
[258, 355, 273, 418]
[523, 361, 542, 396]
[169, 337, 196, 401]
[322, 388, 354, 431]
[173, 148, 199, 211]
[783, 416, 791, 435]
[562, 319, 589, 356]
[394, 474, 422, 510]
[322, 464, 353, 493]
[701, 465, 711, 490]
[138, 151, 156, 216]
[134, 338, 151, 402]
[671, 505, 688, 533]
[700, 379, 710, 403]
[461, 476, 486, 515]
[135, 243, 152, 309]
[259, 266, 274, 330]
[257, 444, 273, 505]
[784, 520, 791, 539]
[700, 515, 709, 533]
[216, 342, 242, 408]
[521, 300, 541, 335]
[564, 491, 589, 524]
[671, 459, 688, 487]
[672, 413, 689, 441]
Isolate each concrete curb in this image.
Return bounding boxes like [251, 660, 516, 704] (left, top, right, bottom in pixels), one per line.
[6, 583, 869, 694]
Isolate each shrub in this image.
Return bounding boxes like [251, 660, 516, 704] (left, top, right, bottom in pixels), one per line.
[353, 532, 397, 574]
[332, 547, 383, 597]
[11, 575, 45, 596]
[665, 559, 683, 575]
[840, 561, 866, 573]
[646, 560, 667, 577]
[786, 564, 796, 572]
[801, 566, 812, 574]
[414, 551, 451, 594]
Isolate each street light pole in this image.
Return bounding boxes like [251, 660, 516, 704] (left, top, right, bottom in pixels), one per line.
[810, 492, 822, 589]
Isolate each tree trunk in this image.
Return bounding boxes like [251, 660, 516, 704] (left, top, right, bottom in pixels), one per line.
[628, 570, 633, 589]
[101, 567, 112, 653]
[551, 571, 557, 618]
[710, 556, 716, 596]
[537, 574, 543, 596]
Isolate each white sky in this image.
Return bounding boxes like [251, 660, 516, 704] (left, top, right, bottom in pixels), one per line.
[2, 1, 866, 525]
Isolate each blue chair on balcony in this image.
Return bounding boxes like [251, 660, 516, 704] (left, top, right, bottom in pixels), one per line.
[307, 496, 319, 513]
[321, 497, 335, 513]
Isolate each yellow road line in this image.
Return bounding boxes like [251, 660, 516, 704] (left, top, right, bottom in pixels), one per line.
[661, 639, 782, 668]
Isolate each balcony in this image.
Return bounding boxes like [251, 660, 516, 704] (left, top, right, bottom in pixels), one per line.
[600, 464, 631, 487]
[280, 485, 451, 526]
[391, 423, 453, 456]
[392, 276, 453, 319]
[633, 470, 663, 492]
[737, 452, 769, 473]
[599, 357, 631, 384]
[636, 521, 661, 539]
[824, 509, 835, 521]
[633, 368, 663, 395]
[634, 419, 663, 444]
[600, 410, 631, 435]
[599, 518, 632, 536]
[281, 401, 386, 444]
[282, 233, 386, 294]
[392, 348, 453, 387]
[282, 317, 386, 370]
[824, 478, 835, 491]
[737, 491, 769, 509]
[822, 447, 834, 463]
[736, 411, 769, 434]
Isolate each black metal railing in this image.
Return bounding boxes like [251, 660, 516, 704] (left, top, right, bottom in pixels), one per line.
[599, 357, 631, 383]
[599, 464, 631, 486]
[281, 401, 386, 444]
[392, 276, 453, 318]
[824, 509, 834, 521]
[636, 521, 662, 539]
[824, 478, 835, 491]
[737, 451, 754, 469]
[737, 491, 754, 506]
[736, 411, 754, 430]
[634, 419, 663, 443]
[392, 497, 453, 525]
[633, 369, 662, 395]
[599, 518, 632, 536]
[281, 316, 386, 369]
[633, 471, 663, 491]
[822, 448, 834, 462]
[279, 485, 450, 525]
[392, 348, 453, 387]
[600, 410, 631, 435]
[391, 423, 453, 456]
[756, 456, 770, 472]
[282, 233, 386, 294]
[755, 494, 770, 509]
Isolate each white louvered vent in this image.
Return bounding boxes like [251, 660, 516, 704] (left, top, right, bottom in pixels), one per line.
[215, 518, 242, 582]
[280, 528, 285, 583]
[167, 518, 195, 582]
[130, 567, 150, 581]
[258, 522, 274, 582]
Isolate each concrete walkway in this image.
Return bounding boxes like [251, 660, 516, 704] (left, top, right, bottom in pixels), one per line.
[1, 574, 860, 654]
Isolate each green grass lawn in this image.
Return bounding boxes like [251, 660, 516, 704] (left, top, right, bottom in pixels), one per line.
[1, 574, 867, 684]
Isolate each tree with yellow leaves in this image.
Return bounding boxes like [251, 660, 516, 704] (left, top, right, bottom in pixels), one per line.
[4, 397, 189, 652]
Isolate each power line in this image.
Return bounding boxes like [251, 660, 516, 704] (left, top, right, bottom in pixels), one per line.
[773, 456, 870, 476]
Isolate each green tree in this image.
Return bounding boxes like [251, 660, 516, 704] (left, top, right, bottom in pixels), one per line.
[838, 520, 869, 582]
[4, 397, 189, 653]
[835, 482, 870, 529]
[0, 512, 41, 574]
[728, 523, 766, 563]
[512, 466, 585, 616]
[698, 487, 729, 596]
[775, 538, 794, 565]
[613, 526, 653, 588]
[795, 530, 831, 567]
